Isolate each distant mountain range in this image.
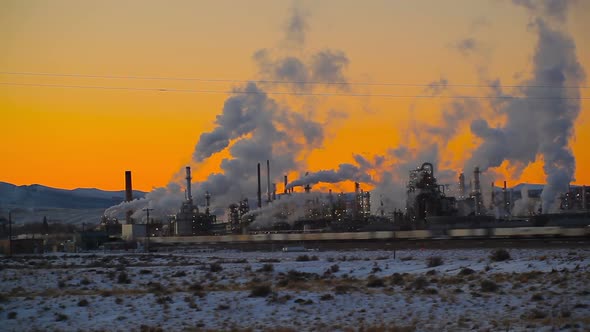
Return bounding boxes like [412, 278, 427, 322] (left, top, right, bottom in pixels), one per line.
[0, 182, 146, 210]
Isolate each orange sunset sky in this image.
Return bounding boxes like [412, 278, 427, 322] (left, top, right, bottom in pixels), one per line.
[1, 0, 589, 193]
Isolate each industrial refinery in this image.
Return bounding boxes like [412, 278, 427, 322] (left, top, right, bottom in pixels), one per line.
[110, 160, 590, 246]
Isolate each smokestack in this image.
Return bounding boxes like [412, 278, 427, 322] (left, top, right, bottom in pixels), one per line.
[185, 166, 193, 202]
[205, 191, 211, 215]
[459, 173, 465, 198]
[354, 182, 360, 218]
[473, 167, 481, 194]
[266, 160, 271, 203]
[125, 171, 133, 202]
[284, 175, 288, 194]
[257, 163, 262, 208]
[124, 170, 133, 223]
[473, 167, 481, 215]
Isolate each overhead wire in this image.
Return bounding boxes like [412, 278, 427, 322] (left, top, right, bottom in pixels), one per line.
[0, 81, 588, 100]
[1, 71, 589, 89]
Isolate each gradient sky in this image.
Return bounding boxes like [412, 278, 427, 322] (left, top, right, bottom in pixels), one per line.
[1, 0, 589, 192]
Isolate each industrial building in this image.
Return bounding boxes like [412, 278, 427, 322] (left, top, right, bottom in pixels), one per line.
[170, 167, 216, 236]
[405, 162, 457, 223]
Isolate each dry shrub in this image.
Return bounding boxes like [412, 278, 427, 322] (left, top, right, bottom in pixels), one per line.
[249, 284, 273, 297]
[171, 271, 186, 278]
[525, 308, 547, 320]
[459, 267, 475, 276]
[296, 255, 318, 262]
[480, 279, 499, 292]
[390, 273, 405, 286]
[117, 272, 131, 284]
[257, 264, 274, 273]
[55, 313, 68, 321]
[427, 256, 443, 268]
[334, 284, 357, 295]
[490, 249, 510, 262]
[367, 277, 385, 288]
[409, 277, 429, 290]
[209, 262, 223, 272]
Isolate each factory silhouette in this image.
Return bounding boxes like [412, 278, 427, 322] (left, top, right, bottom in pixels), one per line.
[110, 159, 589, 246]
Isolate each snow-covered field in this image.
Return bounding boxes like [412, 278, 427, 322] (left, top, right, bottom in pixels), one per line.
[1, 247, 589, 331]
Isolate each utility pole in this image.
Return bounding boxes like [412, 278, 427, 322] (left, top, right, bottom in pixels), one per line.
[142, 208, 154, 253]
[8, 210, 12, 257]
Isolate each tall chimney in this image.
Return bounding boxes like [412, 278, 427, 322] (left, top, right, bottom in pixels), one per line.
[459, 173, 465, 198]
[266, 160, 271, 203]
[473, 167, 481, 215]
[354, 182, 360, 218]
[125, 171, 133, 202]
[257, 163, 262, 208]
[185, 166, 192, 202]
[205, 191, 211, 215]
[125, 170, 133, 223]
[284, 175, 288, 194]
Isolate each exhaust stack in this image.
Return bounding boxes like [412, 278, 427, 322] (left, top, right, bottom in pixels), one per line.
[473, 167, 481, 215]
[125, 171, 133, 202]
[284, 175, 288, 194]
[125, 170, 133, 223]
[185, 166, 192, 202]
[257, 163, 262, 208]
[458, 173, 465, 199]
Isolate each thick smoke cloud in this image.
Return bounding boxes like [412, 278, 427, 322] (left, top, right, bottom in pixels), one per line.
[286, 163, 372, 189]
[466, 1, 585, 211]
[512, 0, 573, 23]
[191, 82, 324, 206]
[103, 5, 357, 221]
[104, 183, 184, 220]
[185, 5, 356, 214]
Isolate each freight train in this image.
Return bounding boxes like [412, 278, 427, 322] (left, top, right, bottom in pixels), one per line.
[150, 225, 589, 245]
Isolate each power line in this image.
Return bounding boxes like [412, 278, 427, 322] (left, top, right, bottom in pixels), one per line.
[1, 82, 588, 100]
[1, 71, 588, 89]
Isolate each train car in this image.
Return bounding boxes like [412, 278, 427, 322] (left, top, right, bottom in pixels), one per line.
[492, 226, 561, 238]
[269, 233, 289, 242]
[558, 227, 589, 237]
[394, 230, 432, 239]
[448, 228, 489, 238]
[373, 231, 394, 240]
